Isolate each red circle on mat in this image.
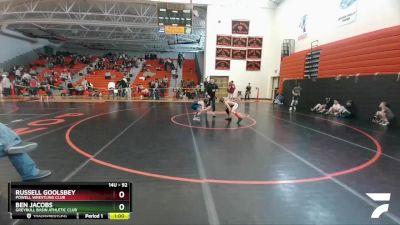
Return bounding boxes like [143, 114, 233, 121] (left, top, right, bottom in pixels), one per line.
[65, 110, 382, 185]
[170, 111, 257, 130]
[28, 118, 65, 126]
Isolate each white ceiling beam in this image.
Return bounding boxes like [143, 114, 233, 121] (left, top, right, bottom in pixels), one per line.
[0, 19, 158, 28]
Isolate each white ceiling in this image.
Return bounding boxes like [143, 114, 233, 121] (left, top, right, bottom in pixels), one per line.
[150, 0, 284, 8]
[0, 0, 283, 52]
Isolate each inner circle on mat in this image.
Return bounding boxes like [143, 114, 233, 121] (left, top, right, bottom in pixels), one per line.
[65, 109, 382, 185]
[170, 111, 257, 130]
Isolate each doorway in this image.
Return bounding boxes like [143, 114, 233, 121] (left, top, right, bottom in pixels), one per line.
[210, 76, 229, 99]
[271, 76, 280, 99]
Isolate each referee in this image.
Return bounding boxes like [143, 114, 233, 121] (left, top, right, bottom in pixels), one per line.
[205, 78, 219, 117]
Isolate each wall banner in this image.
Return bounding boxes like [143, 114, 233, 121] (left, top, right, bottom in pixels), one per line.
[337, 0, 358, 26]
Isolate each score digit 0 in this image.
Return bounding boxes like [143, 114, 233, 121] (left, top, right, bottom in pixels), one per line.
[119, 191, 125, 199]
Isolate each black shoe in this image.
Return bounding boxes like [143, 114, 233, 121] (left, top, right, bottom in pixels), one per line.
[237, 118, 243, 124]
[7, 142, 38, 155]
[225, 118, 232, 121]
[212, 114, 216, 117]
[23, 170, 52, 181]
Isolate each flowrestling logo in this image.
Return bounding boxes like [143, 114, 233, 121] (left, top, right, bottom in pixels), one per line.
[366, 193, 391, 219]
[337, 0, 358, 25]
[340, 0, 357, 9]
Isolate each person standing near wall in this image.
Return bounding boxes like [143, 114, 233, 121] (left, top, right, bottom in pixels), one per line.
[227, 81, 236, 99]
[245, 83, 252, 100]
[200, 82, 205, 97]
[0, 78, 2, 97]
[15, 67, 21, 80]
[202, 76, 208, 97]
[289, 83, 302, 111]
[107, 80, 116, 99]
[81, 78, 88, 90]
[178, 52, 184, 68]
[1, 74, 11, 97]
[206, 78, 219, 117]
[29, 76, 39, 98]
[67, 79, 73, 96]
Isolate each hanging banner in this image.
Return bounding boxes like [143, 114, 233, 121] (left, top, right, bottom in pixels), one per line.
[215, 59, 230, 70]
[231, 49, 247, 60]
[232, 37, 247, 48]
[246, 61, 261, 71]
[247, 37, 263, 48]
[216, 48, 231, 59]
[216, 35, 232, 46]
[337, 0, 358, 26]
[298, 14, 308, 41]
[232, 20, 249, 35]
[247, 49, 262, 60]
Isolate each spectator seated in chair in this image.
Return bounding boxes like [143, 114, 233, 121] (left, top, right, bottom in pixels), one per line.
[75, 85, 84, 95]
[141, 88, 150, 97]
[29, 77, 39, 98]
[105, 71, 112, 80]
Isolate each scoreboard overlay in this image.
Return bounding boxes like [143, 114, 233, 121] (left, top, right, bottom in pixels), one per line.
[158, 6, 192, 35]
[8, 182, 132, 220]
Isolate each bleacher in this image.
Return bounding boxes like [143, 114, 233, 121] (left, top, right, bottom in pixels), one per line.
[182, 59, 199, 84]
[131, 59, 172, 97]
[8, 55, 200, 98]
[36, 63, 87, 86]
[80, 70, 125, 95]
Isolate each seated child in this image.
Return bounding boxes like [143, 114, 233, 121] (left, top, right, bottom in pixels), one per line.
[325, 99, 342, 116]
[273, 94, 284, 105]
[337, 100, 354, 118]
[372, 101, 395, 126]
[311, 97, 333, 113]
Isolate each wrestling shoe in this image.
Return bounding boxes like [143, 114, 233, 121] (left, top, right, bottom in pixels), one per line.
[7, 142, 38, 155]
[193, 116, 201, 121]
[23, 170, 52, 181]
[225, 118, 232, 121]
[237, 118, 243, 124]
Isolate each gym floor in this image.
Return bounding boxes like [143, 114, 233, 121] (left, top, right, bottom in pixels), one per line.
[1, 100, 400, 225]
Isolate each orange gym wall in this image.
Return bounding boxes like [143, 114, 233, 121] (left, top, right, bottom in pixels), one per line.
[279, 25, 400, 93]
